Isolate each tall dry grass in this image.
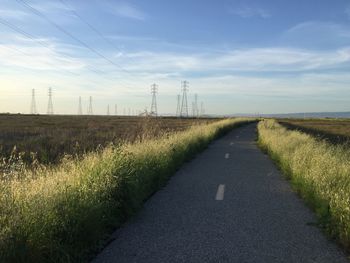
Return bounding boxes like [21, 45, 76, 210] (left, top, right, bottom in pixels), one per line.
[258, 119, 350, 250]
[0, 118, 252, 263]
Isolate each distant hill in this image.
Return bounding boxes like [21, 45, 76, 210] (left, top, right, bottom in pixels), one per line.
[228, 112, 350, 119]
[262, 112, 350, 119]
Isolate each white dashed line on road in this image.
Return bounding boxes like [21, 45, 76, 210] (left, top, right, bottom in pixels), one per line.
[215, 184, 225, 201]
[230, 142, 234, 146]
[225, 153, 230, 159]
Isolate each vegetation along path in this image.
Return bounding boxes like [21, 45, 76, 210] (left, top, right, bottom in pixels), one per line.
[93, 123, 348, 263]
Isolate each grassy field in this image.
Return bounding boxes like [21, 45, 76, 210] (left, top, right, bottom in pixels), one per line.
[0, 117, 253, 263]
[0, 114, 216, 169]
[258, 119, 350, 252]
[278, 118, 350, 145]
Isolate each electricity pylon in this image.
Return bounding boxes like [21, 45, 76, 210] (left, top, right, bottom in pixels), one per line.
[150, 83, 158, 116]
[200, 102, 205, 117]
[78, 96, 82, 115]
[192, 102, 195, 117]
[194, 93, 198, 118]
[47, 87, 54, 115]
[176, 94, 181, 117]
[115, 104, 117, 115]
[107, 104, 110, 115]
[87, 96, 93, 115]
[180, 81, 189, 117]
[30, 89, 37, 114]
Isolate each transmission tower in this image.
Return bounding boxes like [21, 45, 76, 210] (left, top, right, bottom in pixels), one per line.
[87, 96, 93, 115]
[47, 87, 54, 115]
[194, 93, 198, 118]
[30, 89, 37, 114]
[180, 81, 189, 117]
[150, 83, 158, 116]
[200, 102, 205, 117]
[176, 94, 181, 117]
[192, 102, 195, 117]
[107, 104, 110, 115]
[78, 96, 82, 115]
[115, 104, 117, 115]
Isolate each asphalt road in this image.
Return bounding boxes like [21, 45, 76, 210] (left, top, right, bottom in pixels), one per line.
[93, 123, 348, 263]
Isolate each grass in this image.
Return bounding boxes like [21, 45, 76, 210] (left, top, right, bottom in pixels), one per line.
[0, 118, 253, 263]
[0, 114, 217, 166]
[279, 118, 350, 145]
[258, 119, 350, 251]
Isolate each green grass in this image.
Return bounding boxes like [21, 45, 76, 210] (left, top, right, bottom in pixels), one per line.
[0, 118, 253, 263]
[258, 119, 350, 251]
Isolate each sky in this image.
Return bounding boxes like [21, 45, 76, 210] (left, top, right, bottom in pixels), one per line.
[0, 0, 350, 115]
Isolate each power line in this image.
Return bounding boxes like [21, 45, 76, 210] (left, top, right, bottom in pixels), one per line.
[58, 0, 133, 61]
[16, 0, 131, 74]
[0, 17, 103, 75]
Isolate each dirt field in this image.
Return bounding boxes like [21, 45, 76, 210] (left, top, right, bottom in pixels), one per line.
[0, 114, 218, 165]
[278, 118, 350, 145]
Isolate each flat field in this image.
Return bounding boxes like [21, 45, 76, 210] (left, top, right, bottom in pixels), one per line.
[0, 114, 217, 165]
[278, 118, 350, 144]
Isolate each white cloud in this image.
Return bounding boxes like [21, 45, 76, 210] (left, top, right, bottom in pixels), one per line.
[346, 6, 350, 18]
[31, 1, 74, 13]
[108, 2, 147, 20]
[0, 35, 86, 71]
[282, 21, 350, 48]
[111, 47, 350, 74]
[287, 21, 350, 38]
[228, 6, 270, 18]
[0, 9, 30, 20]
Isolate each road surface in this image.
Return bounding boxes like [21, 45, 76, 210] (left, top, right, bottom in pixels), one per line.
[93, 123, 348, 263]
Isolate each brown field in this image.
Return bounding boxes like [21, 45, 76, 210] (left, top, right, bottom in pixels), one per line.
[278, 118, 350, 145]
[0, 114, 218, 166]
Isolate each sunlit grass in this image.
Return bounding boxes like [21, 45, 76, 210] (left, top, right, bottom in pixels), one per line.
[258, 119, 350, 251]
[0, 118, 252, 263]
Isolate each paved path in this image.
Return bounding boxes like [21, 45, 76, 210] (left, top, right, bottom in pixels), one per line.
[93, 123, 348, 263]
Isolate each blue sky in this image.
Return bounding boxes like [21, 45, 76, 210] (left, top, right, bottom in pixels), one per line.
[0, 0, 350, 115]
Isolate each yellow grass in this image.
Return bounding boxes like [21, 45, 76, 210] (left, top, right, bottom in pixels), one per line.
[0, 118, 253, 262]
[258, 119, 350, 250]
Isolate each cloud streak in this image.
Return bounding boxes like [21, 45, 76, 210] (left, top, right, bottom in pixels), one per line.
[112, 47, 350, 74]
[108, 2, 147, 20]
[228, 6, 270, 18]
[346, 6, 350, 19]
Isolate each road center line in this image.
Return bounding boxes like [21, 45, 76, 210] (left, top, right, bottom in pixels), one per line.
[215, 184, 225, 201]
[225, 153, 230, 159]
